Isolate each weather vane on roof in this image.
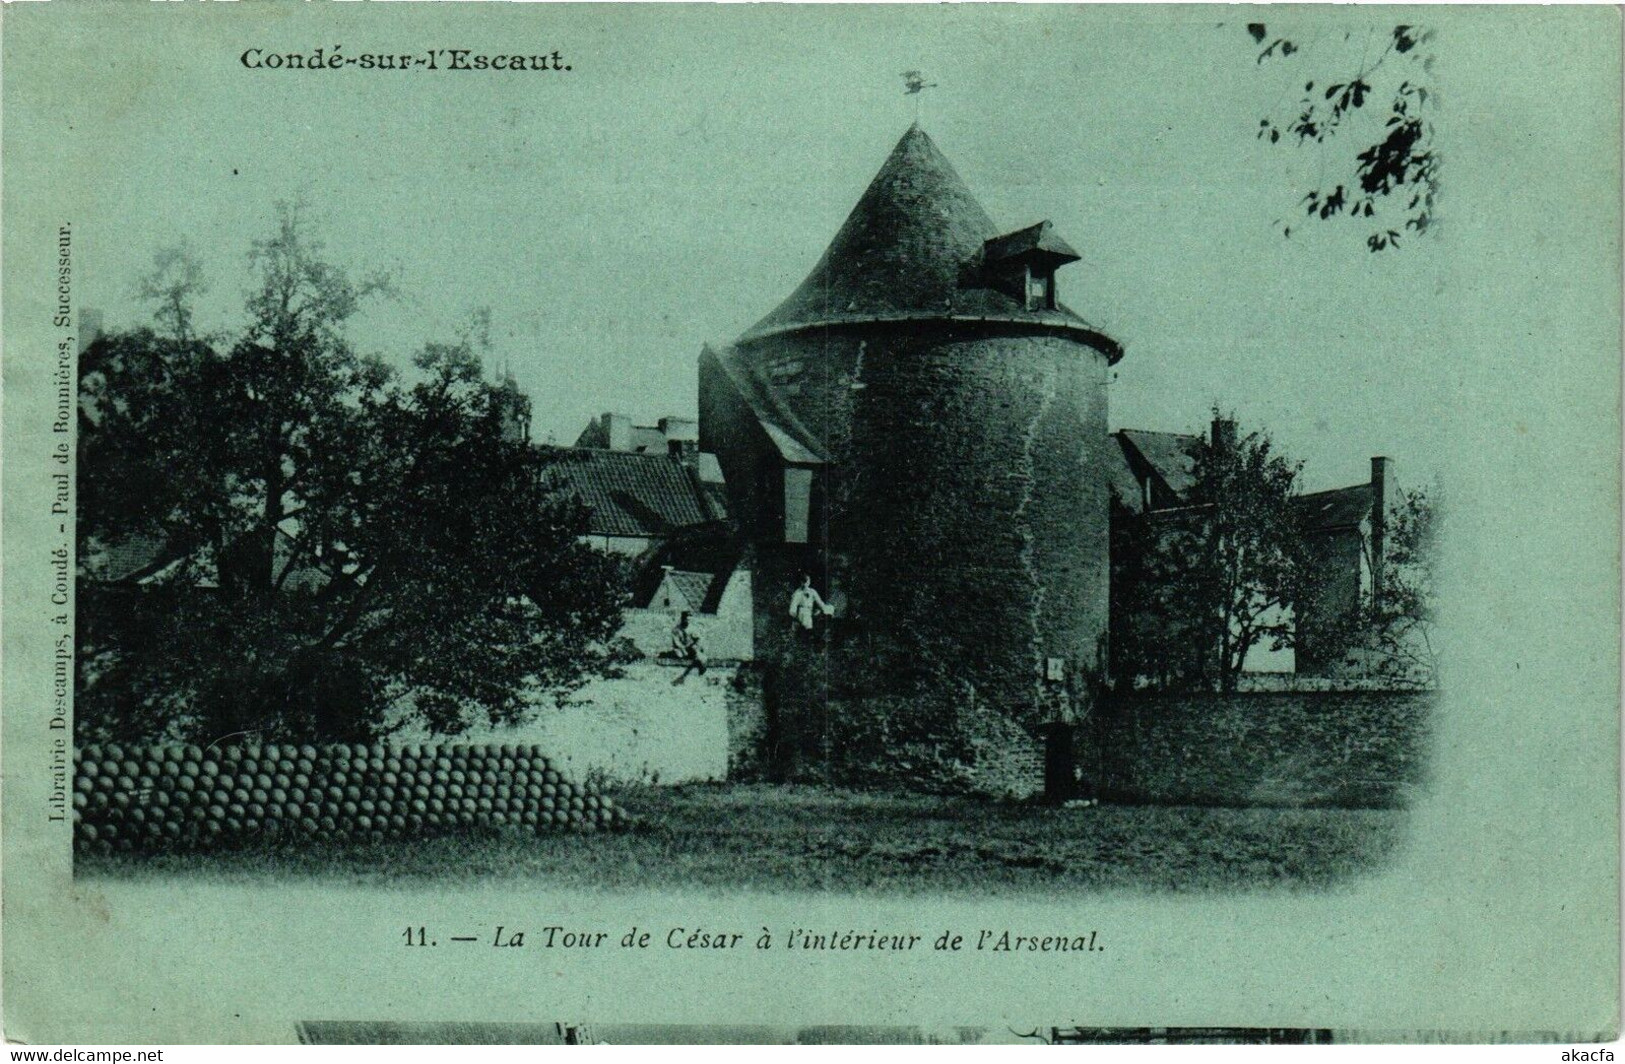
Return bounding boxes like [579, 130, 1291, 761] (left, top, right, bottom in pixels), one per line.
[901, 70, 937, 123]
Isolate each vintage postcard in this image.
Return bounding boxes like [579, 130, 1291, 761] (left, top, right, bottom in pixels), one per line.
[1, 2, 1618, 1046]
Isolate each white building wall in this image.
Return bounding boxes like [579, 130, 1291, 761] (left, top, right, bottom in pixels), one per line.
[390, 662, 742, 786]
[620, 571, 754, 661]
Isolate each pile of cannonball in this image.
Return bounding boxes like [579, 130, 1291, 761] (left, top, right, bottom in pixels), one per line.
[72, 743, 630, 855]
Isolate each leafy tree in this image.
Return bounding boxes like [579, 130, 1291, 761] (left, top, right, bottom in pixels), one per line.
[78, 204, 632, 745]
[136, 243, 209, 344]
[1336, 485, 1440, 687]
[1110, 415, 1325, 692]
[1247, 23, 1438, 251]
[1110, 506, 1202, 692]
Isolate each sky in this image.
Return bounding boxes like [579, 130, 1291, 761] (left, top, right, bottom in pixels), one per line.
[21, 5, 1542, 493]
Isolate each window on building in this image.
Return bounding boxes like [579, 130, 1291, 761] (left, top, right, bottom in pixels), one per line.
[1026, 269, 1053, 311]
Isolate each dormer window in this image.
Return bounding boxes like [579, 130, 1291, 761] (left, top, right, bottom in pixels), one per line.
[982, 220, 1081, 313]
[1026, 267, 1053, 311]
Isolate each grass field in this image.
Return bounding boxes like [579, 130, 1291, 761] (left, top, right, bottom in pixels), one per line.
[76, 783, 1408, 895]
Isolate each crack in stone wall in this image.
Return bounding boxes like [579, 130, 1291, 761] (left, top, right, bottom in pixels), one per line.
[1013, 359, 1058, 715]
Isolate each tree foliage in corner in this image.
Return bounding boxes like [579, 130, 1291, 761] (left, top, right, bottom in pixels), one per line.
[1249, 23, 1438, 251]
[78, 204, 633, 745]
[1111, 415, 1327, 693]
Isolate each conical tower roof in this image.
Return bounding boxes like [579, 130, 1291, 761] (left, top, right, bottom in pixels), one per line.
[740, 125, 1119, 360]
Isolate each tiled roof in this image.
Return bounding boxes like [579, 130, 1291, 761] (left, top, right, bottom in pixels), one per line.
[635, 526, 744, 612]
[90, 531, 171, 583]
[983, 220, 1081, 267]
[739, 125, 1121, 362]
[1295, 483, 1374, 531]
[665, 570, 715, 612]
[699, 481, 730, 519]
[1118, 429, 1201, 498]
[1105, 438, 1146, 510]
[548, 447, 727, 538]
[700, 344, 828, 465]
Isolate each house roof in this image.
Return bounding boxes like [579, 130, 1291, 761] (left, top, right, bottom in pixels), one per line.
[89, 531, 173, 583]
[627, 427, 668, 453]
[1105, 438, 1146, 510]
[83, 523, 328, 591]
[1118, 429, 1201, 498]
[573, 418, 604, 448]
[574, 416, 672, 454]
[1295, 483, 1375, 531]
[548, 447, 728, 539]
[700, 344, 829, 465]
[663, 570, 715, 612]
[982, 220, 1081, 268]
[739, 125, 1121, 362]
[636, 526, 746, 612]
[1112, 427, 1376, 531]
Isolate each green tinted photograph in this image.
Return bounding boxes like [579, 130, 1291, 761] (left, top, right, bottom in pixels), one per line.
[69, 16, 1443, 895]
[2, 1, 1616, 1045]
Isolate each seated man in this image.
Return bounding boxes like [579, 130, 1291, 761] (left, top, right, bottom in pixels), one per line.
[670, 611, 706, 683]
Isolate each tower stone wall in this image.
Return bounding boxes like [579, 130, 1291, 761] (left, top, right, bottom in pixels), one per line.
[700, 125, 1121, 791]
[733, 323, 1111, 731]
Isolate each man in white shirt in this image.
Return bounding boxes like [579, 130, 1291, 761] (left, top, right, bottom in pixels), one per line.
[788, 574, 833, 637]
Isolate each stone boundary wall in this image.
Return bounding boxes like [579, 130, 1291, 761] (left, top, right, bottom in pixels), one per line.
[73, 742, 629, 854]
[962, 711, 1045, 800]
[1089, 689, 1436, 808]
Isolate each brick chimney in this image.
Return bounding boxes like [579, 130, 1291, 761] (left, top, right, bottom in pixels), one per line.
[602, 412, 632, 452]
[1370, 456, 1391, 607]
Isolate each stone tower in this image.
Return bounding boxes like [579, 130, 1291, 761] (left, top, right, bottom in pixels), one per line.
[699, 125, 1122, 791]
